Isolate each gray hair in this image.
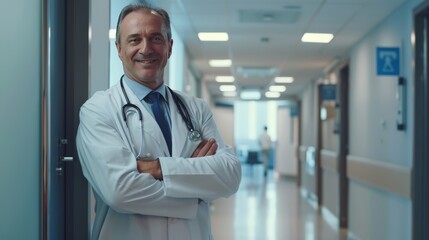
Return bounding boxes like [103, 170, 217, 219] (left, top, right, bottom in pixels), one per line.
[115, 3, 172, 44]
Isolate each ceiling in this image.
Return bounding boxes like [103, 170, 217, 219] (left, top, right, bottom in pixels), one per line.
[151, 0, 407, 102]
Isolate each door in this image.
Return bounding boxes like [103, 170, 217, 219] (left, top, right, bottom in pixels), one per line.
[43, 0, 89, 239]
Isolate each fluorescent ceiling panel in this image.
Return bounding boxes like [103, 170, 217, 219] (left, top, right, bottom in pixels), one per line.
[269, 85, 287, 92]
[265, 92, 281, 98]
[216, 76, 235, 83]
[274, 77, 294, 83]
[301, 33, 334, 43]
[219, 85, 236, 92]
[198, 32, 229, 41]
[209, 59, 232, 67]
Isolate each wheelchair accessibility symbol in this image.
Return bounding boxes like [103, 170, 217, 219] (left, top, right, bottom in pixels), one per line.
[377, 47, 400, 76]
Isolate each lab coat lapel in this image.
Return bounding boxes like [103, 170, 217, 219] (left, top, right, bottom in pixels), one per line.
[167, 88, 189, 157]
[120, 83, 170, 156]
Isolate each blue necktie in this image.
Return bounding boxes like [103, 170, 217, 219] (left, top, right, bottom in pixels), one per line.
[144, 92, 172, 155]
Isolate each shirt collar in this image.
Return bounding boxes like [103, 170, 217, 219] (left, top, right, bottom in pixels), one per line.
[122, 75, 168, 101]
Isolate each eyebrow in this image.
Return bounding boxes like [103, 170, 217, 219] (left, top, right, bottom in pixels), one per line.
[125, 32, 164, 39]
[126, 33, 141, 40]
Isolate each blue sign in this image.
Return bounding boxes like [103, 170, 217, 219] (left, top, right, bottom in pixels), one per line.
[377, 47, 400, 76]
[290, 105, 299, 117]
[321, 84, 336, 100]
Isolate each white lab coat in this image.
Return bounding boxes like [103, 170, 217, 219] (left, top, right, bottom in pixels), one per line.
[76, 82, 241, 240]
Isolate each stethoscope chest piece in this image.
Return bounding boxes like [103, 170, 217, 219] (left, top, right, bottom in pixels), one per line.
[188, 130, 201, 142]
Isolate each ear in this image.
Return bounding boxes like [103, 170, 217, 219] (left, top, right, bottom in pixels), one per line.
[167, 39, 173, 58]
[115, 41, 123, 60]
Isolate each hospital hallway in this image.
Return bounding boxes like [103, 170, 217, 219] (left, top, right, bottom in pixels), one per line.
[211, 165, 349, 240]
[5, 0, 429, 239]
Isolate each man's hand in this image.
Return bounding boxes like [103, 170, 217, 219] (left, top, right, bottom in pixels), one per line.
[137, 159, 163, 180]
[192, 138, 218, 157]
[136, 138, 217, 179]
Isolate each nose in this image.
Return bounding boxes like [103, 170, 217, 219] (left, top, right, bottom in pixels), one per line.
[138, 38, 152, 55]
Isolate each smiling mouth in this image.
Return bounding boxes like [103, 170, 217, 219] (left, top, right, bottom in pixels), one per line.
[135, 59, 157, 64]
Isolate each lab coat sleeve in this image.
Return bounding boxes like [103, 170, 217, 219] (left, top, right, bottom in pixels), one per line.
[76, 92, 198, 219]
[160, 99, 242, 202]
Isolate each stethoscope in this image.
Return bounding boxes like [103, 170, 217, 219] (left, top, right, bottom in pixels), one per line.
[120, 76, 202, 145]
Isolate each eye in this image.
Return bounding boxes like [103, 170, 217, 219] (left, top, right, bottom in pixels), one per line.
[152, 35, 164, 43]
[129, 38, 140, 45]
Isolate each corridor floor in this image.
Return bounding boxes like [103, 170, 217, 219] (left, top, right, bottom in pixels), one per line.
[210, 164, 351, 240]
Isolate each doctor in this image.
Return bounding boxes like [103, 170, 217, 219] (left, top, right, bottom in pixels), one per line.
[76, 3, 241, 240]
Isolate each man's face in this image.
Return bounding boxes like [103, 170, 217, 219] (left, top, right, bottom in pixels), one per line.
[116, 10, 173, 89]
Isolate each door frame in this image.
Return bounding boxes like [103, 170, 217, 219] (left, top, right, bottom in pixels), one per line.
[338, 64, 350, 229]
[413, 2, 429, 240]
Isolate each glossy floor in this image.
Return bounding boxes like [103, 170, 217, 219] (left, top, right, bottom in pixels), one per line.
[210, 165, 350, 240]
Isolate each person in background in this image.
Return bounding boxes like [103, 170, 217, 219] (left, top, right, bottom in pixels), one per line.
[259, 126, 272, 177]
[76, 3, 241, 240]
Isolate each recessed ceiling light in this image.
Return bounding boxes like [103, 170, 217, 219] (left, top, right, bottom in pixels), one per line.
[275, 77, 294, 83]
[216, 76, 235, 83]
[265, 92, 281, 98]
[219, 85, 236, 92]
[240, 90, 261, 100]
[209, 59, 232, 67]
[301, 33, 334, 43]
[269, 85, 287, 92]
[198, 32, 229, 41]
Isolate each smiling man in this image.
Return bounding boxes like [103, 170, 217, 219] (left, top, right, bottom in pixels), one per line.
[76, 3, 241, 240]
[115, 6, 172, 89]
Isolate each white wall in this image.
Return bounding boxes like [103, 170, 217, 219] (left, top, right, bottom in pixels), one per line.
[300, 81, 318, 147]
[0, 0, 41, 238]
[276, 107, 298, 176]
[212, 106, 235, 150]
[348, 12, 413, 166]
[345, 1, 421, 239]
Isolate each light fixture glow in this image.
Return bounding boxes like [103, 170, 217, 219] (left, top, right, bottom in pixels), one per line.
[215, 76, 235, 83]
[219, 85, 236, 92]
[240, 90, 261, 100]
[265, 92, 281, 98]
[223, 92, 237, 97]
[198, 32, 229, 41]
[275, 77, 294, 83]
[269, 85, 287, 92]
[209, 59, 232, 67]
[301, 33, 334, 43]
[109, 29, 116, 40]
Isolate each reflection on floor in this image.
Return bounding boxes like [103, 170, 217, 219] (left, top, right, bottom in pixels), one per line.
[210, 164, 350, 240]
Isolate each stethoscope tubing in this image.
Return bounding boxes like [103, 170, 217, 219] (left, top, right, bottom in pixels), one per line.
[120, 76, 199, 140]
